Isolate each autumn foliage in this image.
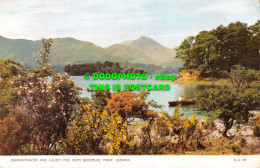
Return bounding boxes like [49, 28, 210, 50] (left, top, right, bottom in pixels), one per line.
[105, 91, 157, 121]
[0, 117, 21, 154]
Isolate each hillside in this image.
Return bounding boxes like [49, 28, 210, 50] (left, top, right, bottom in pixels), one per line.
[106, 36, 181, 66]
[0, 35, 42, 66]
[50, 38, 125, 65]
[0, 36, 124, 66]
[0, 35, 182, 68]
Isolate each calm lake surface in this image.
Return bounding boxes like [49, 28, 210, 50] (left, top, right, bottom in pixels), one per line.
[71, 75, 212, 118]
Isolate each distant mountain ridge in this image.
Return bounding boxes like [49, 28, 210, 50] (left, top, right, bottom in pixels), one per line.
[0, 35, 123, 66]
[0, 35, 181, 67]
[106, 36, 180, 66]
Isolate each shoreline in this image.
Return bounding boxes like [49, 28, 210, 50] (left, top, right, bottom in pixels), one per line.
[161, 78, 228, 86]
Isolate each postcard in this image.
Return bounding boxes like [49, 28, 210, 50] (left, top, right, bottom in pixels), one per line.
[0, 0, 259, 167]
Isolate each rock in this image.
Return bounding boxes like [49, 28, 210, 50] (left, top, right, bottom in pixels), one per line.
[209, 130, 222, 139]
[178, 70, 202, 80]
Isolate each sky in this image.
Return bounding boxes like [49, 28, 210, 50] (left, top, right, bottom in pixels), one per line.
[0, 0, 259, 48]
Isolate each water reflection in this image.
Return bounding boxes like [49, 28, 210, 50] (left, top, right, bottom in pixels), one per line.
[71, 76, 212, 118]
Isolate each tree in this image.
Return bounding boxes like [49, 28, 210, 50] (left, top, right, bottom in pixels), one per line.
[176, 36, 196, 69]
[0, 59, 27, 118]
[197, 65, 259, 137]
[229, 65, 259, 89]
[242, 20, 260, 70]
[88, 90, 111, 112]
[105, 91, 157, 122]
[191, 31, 219, 76]
[176, 21, 259, 76]
[222, 22, 249, 70]
[64, 61, 126, 75]
[10, 38, 82, 154]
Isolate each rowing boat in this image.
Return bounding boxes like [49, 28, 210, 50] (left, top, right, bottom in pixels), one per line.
[168, 99, 196, 107]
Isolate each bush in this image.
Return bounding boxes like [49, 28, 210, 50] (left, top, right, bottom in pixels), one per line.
[59, 106, 133, 155]
[0, 117, 21, 154]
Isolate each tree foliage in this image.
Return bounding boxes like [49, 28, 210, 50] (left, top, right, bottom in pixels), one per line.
[177, 21, 260, 77]
[64, 61, 146, 75]
[196, 66, 259, 136]
[0, 117, 22, 154]
[88, 89, 111, 112]
[229, 65, 259, 89]
[105, 91, 158, 121]
[0, 59, 27, 118]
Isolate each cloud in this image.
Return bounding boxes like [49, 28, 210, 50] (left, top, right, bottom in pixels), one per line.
[0, 0, 258, 48]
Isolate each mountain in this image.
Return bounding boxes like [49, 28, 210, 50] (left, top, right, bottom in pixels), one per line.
[0, 35, 42, 66]
[0, 35, 182, 68]
[0, 36, 124, 66]
[106, 36, 181, 66]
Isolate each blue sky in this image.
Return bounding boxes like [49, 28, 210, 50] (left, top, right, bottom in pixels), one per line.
[0, 0, 259, 48]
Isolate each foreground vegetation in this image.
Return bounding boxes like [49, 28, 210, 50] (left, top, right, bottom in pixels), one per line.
[0, 38, 259, 155]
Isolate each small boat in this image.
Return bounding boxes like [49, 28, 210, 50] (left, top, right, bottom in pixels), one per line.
[168, 99, 196, 107]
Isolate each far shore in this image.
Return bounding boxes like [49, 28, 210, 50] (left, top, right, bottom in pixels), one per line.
[161, 77, 228, 86]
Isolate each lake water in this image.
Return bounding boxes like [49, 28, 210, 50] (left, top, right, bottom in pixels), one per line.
[71, 75, 212, 118]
